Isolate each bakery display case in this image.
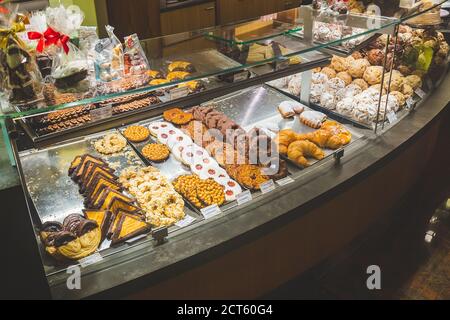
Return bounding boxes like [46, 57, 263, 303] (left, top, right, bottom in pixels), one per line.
[0, 1, 449, 299]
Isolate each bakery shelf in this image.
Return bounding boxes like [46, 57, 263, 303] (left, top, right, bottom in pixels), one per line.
[2, 8, 398, 124]
[400, 0, 447, 26]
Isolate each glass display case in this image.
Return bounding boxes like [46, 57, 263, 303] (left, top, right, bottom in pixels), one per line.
[0, 1, 448, 299]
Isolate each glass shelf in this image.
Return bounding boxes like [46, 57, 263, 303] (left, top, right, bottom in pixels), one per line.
[400, 0, 447, 24]
[1, 6, 399, 123]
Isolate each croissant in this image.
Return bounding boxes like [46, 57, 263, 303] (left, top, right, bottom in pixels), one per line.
[287, 140, 325, 168]
[275, 130, 299, 155]
[298, 121, 352, 150]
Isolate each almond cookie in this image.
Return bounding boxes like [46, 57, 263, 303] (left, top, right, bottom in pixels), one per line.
[142, 144, 170, 163]
[124, 126, 150, 143]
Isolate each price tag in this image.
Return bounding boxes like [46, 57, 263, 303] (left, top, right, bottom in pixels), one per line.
[233, 71, 249, 83]
[125, 234, 148, 244]
[276, 176, 295, 186]
[175, 215, 196, 228]
[90, 105, 112, 122]
[387, 111, 398, 124]
[406, 96, 415, 109]
[415, 88, 426, 99]
[170, 86, 189, 100]
[260, 180, 276, 194]
[79, 252, 103, 268]
[201, 204, 222, 220]
[236, 190, 253, 206]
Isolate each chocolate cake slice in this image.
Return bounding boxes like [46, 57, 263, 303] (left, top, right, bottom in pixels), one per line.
[110, 213, 151, 246]
[80, 164, 117, 194]
[84, 176, 122, 205]
[83, 210, 113, 242]
[71, 155, 106, 182]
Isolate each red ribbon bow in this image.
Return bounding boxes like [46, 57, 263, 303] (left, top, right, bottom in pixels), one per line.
[28, 27, 70, 54]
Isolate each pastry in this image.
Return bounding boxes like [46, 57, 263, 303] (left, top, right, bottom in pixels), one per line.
[178, 80, 204, 93]
[167, 71, 191, 82]
[83, 210, 113, 242]
[404, 75, 422, 90]
[325, 77, 346, 93]
[336, 97, 354, 117]
[367, 49, 384, 66]
[278, 101, 305, 119]
[168, 61, 196, 73]
[148, 121, 175, 136]
[336, 72, 353, 86]
[352, 78, 369, 91]
[221, 179, 243, 202]
[275, 130, 300, 156]
[163, 108, 184, 122]
[390, 91, 406, 108]
[348, 58, 370, 78]
[336, 84, 362, 102]
[171, 112, 193, 125]
[235, 165, 268, 191]
[173, 175, 225, 208]
[123, 125, 151, 143]
[381, 95, 399, 113]
[142, 144, 170, 162]
[71, 155, 107, 182]
[287, 140, 325, 168]
[299, 111, 327, 129]
[312, 72, 329, 85]
[288, 75, 302, 96]
[110, 213, 151, 246]
[330, 56, 349, 72]
[363, 66, 384, 85]
[149, 78, 170, 86]
[119, 167, 185, 226]
[320, 92, 337, 110]
[146, 70, 163, 80]
[41, 215, 102, 261]
[94, 133, 127, 155]
[383, 75, 404, 92]
[320, 67, 337, 80]
[298, 120, 352, 150]
[401, 83, 414, 98]
[310, 83, 325, 104]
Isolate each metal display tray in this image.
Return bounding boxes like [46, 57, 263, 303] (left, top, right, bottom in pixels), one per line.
[118, 119, 247, 215]
[205, 85, 364, 169]
[18, 129, 202, 275]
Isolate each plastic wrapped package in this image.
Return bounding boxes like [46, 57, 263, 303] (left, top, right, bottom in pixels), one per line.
[123, 33, 149, 76]
[94, 25, 123, 83]
[0, 11, 43, 106]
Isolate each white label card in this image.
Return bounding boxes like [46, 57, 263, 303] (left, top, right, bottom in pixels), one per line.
[260, 180, 276, 194]
[79, 252, 103, 268]
[201, 204, 222, 219]
[387, 112, 398, 124]
[236, 190, 253, 206]
[90, 105, 112, 122]
[170, 86, 189, 100]
[406, 97, 415, 109]
[415, 88, 426, 99]
[175, 215, 196, 228]
[276, 176, 295, 186]
[233, 71, 249, 83]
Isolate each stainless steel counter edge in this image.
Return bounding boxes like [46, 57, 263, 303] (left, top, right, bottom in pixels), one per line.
[49, 73, 450, 299]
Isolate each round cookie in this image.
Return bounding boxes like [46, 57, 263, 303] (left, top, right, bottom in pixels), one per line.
[163, 108, 183, 122]
[148, 121, 175, 136]
[124, 125, 150, 143]
[142, 143, 170, 162]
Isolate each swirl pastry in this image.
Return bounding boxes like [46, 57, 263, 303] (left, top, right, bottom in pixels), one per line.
[299, 111, 327, 129]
